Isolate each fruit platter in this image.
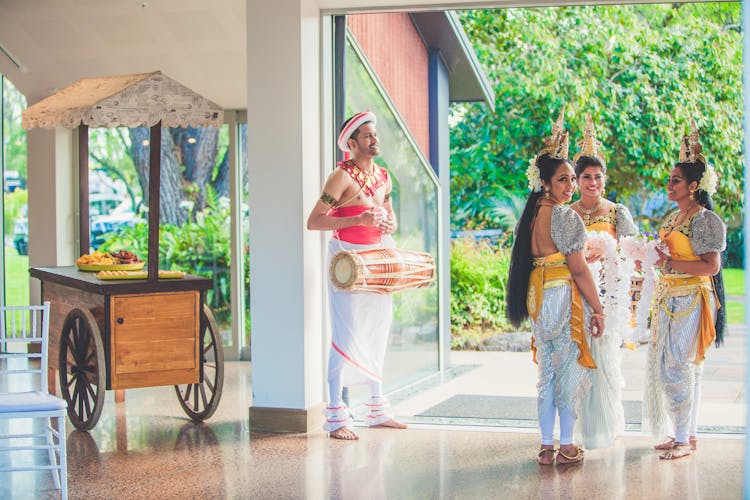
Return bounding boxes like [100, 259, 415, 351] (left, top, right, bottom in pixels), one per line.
[96, 269, 186, 280]
[76, 250, 144, 271]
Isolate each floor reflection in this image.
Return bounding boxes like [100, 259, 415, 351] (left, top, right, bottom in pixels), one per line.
[1, 361, 744, 499]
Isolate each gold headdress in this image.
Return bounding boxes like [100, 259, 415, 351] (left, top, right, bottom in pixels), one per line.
[573, 114, 606, 167]
[535, 110, 569, 161]
[678, 118, 706, 164]
[678, 118, 717, 195]
[526, 110, 569, 192]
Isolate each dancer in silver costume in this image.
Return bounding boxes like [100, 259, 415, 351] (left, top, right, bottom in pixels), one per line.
[571, 116, 638, 450]
[506, 111, 605, 465]
[642, 119, 727, 460]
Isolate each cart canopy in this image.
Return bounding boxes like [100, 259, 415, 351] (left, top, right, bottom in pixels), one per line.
[22, 71, 223, 130]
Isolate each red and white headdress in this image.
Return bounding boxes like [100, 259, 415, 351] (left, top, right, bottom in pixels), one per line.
[337, 111, 377, 152]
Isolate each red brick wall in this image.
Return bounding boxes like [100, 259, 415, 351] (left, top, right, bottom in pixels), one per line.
[348, 13, 430, 160]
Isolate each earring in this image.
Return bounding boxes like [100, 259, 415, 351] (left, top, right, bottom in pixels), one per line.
[689, 188, 696, 201]
[544, 188, 550, 199]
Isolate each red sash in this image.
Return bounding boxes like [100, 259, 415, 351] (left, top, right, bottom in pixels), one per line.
[330, 205, 382, 244]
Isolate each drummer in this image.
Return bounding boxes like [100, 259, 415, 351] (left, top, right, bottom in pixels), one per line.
[307, 111, 408, 440]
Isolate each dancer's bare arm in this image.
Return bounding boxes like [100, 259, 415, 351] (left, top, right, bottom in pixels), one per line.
[568, 251, 605, 337]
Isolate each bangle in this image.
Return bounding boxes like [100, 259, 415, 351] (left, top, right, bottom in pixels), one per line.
[592, 312, 605, 318]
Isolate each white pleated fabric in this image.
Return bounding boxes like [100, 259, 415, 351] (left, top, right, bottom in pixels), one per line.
[324, 237, 395, 431]
[532, 285, 592, 444]
[642, 291, 717, 443]
[323, 404, 354, 432]
[575, 233, 631, 449]
[577, 329, 625, 449]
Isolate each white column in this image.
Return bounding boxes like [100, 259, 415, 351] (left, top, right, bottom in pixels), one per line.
[247, 0, 327, 432]
[27, 127, 77, 305]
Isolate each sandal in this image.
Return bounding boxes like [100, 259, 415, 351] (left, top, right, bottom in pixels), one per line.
[659, 443, 692, 460]
[654, 436, 675, 450]
[556, 445, 584, 464]
[537, 446, 556, 465]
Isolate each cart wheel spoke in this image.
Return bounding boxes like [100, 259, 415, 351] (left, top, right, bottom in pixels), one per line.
[59, 308, 106, 431]
[174, 305, 224, 421]
[85, 380, 97, 402]
[204, 376, 215, 394]
[199, 383, 208, 409]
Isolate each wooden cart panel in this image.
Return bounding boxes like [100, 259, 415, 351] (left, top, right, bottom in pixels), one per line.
[43, 281, 106, 372]
[110, 291, 200, 389]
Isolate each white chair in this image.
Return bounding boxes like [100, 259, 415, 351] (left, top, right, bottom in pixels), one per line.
[0, 302, 68, 500]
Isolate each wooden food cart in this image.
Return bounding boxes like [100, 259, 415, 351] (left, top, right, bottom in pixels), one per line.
[23, 71, 225, 431]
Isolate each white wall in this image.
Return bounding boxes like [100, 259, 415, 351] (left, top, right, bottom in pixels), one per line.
[247, 0, 326, 412]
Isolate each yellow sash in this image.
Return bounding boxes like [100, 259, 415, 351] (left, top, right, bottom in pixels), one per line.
[656, 274, 719, 364]
[658, 216, 720, 363]
[527, 252, 596, 369]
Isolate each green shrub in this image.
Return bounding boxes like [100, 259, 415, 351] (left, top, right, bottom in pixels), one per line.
[725, 226, 743, 269]
[99, 188, 247, 327]
[450, 238, 512, 333]
[3, 189, 27, 237]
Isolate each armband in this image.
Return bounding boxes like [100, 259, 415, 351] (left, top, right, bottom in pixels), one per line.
[320, 192, 338, 207]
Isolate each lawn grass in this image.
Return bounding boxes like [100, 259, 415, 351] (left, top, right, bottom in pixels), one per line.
[4, 245, 29, 306]
[721, 268, 744, 325]
[723, 268, 744, 296]
[725, 301, 744, 326]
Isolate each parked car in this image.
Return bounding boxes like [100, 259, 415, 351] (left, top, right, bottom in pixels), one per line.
[4, 170, 26, 192]
[12, 195, 140, 255]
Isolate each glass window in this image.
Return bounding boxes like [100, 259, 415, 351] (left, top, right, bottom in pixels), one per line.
[2, 76, 29, 307]
[239, 123, 250, 357]
[93, 125, 234, 348]
[344, 37, 441, 393]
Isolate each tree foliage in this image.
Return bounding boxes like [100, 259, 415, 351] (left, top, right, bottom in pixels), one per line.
[2, 78, 27, 178]
[452, 3, 743, 229]
[89, 125, 238, 226]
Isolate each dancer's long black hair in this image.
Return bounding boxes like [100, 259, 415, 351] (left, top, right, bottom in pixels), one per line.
[675, 160, 727, 346]
[506, 154, 572, 327]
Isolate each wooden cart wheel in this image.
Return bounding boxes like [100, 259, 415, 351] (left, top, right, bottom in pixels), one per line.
[175, 305, 224, 421]
[58, 308, 106, 431]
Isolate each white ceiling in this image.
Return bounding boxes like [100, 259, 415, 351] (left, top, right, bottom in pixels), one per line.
[0, 0, 247, 108]
[0, 0, 664, 108]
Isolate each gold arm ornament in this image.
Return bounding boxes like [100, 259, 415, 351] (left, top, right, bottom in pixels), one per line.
[320, 192, 338, 207]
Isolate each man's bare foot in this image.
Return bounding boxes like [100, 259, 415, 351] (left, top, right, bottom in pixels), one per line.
[373, 419, 408, 429]
[537, 446, 556, 465]
[690, 436, 697, 450]
[659, 443, 692, 460]
[329, 427, 359, 440]
[654, 437, 675, 450]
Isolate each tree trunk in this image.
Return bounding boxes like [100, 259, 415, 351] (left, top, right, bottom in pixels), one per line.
[212, 126, 247, 200]
[172, 126, 219, 210]
[128, 127, 187, 225]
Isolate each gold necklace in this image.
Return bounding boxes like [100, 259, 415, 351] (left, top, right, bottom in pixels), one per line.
[350, 159, 375, 178]
[577, 198, 602, 224]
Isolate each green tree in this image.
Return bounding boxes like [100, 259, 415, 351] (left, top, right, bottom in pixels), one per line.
[452, 3, 743, 229]
[2, 78, 27, 179]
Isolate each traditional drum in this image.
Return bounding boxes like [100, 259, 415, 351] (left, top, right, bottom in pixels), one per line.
[329, 248, 435, 293]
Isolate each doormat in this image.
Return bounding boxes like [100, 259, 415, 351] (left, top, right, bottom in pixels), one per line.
[417, 395, 643, 424]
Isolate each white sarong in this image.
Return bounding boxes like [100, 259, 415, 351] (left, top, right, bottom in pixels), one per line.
[324, 236, 395, 431]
